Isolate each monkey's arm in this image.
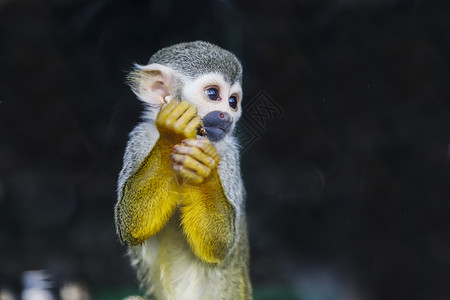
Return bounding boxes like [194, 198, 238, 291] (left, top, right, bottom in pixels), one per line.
[171, 139, 236, 264]
[181, 171, 236, 264]
[115, 138, 179, 245]
[115, 100, 202, 245]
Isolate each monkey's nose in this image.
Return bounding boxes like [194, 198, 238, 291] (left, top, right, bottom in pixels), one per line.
[218, 112, 233, 124]
[202, 111, 234, 142]
[203, 111, 233, 128]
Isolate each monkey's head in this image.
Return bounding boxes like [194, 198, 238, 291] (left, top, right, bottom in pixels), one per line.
[129, 41, 243, 143]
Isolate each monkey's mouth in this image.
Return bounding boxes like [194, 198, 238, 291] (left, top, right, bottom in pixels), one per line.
[204, 126, 227, 135]
[204, 126, 231, 142]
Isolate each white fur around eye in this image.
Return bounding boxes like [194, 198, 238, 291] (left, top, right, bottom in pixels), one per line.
[182, 73, 242, 122]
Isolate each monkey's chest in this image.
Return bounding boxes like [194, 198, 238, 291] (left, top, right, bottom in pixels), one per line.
[147, 215, 224, 300]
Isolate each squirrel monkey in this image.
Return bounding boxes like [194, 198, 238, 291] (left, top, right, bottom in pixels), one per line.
[114, 41, 251, 300]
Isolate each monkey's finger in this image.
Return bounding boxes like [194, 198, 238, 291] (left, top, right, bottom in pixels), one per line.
[171, 153, 211, 178]
[160, 100, 189, 128]
[172, 164, 204, 184]
[201, 140, 221, 163]
[183, 116, 202, 139]
[173, 105, 198, 133]
[173, 144, 216, 169]
[182, 138, 216, 159]
[182, 139, 220, 164]
[165, 100, 191, 123]
[157, 98, 179, 121]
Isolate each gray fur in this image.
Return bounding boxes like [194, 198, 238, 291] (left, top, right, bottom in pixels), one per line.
[149, 41, 242, 85]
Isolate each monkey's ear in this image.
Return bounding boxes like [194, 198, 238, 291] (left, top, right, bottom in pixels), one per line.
[128, 63, 176, 106]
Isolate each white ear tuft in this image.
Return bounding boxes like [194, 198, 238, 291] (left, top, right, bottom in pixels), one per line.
[128, 63, 175, 106]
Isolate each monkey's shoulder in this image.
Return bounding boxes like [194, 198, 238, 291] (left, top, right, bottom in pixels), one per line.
[118, 121, 159, 191]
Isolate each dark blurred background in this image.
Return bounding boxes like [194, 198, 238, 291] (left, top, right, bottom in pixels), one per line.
[0, 0, 449, 299]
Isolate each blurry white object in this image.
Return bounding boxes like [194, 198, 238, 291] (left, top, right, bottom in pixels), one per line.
[59, 282, 90, 300]
[21, 270, 55, 300]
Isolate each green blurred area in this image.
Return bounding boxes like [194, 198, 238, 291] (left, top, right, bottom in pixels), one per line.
[92, 285, 304, 300]
[93, 287, 143, 300]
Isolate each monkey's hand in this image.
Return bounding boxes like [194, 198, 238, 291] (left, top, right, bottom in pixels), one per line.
[156, 99, 202, 146]
[170, 138, 219, 185]
[115, 100, 203, 245]
[171, 138, 236, 264]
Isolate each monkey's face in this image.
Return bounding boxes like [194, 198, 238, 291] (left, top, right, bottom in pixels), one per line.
[182, 73, 242, 143]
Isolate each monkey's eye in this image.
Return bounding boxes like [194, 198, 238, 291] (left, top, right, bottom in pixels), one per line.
[205, 88, 220, 101]
[229, 96, 237, 109]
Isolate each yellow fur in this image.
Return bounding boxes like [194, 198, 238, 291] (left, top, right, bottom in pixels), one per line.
[180, 170, 236, 264]
[116, 139, 180, 245]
